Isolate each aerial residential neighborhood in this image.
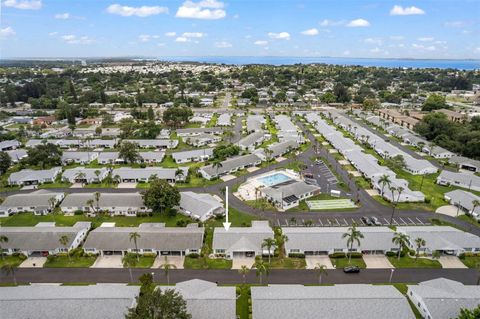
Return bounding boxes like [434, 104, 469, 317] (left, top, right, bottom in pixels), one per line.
[1, 0, 480, 318]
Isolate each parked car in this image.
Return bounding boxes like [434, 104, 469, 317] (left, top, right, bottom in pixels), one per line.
[304, 177, 319, 186]
[370, 216, 382, 226]
[343, 265, 360, 273]
[361, 216, 373, 226]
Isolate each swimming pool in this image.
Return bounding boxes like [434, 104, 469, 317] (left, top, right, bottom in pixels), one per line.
[258, 173, 292, 187]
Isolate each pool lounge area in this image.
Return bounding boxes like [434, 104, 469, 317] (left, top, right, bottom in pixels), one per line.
[257, 172, 292, 187]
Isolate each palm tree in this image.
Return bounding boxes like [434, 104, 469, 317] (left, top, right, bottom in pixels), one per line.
[59, 235, 71, 260]
[2, 263, 17, 285]
[212, 160, 223, 177]
[175, 169, 185, 183]
[75, 172, 86, 186]
[389, 186, 398, 224]
[392, 232, 410, 260]
[314, 263, 328, 285]
[262, 238, 276, 264]
[86, 199, 95, 214]
[94, 192, 101, 212]
[123, 253, 138, 283]
[264, 148, 274, 162]
[415, 237, 426, 261]
[161, 256, 177, 285]
[238, 265, 249, 284]
[379, 174, 391, 196]
[254, 260, 270, 285]
[254, 186, 260, 203]
[342, 223, 364, 264]
[94, 169, 101, 183]
[471, 200, 480, 216]
[113, 174, 121, 184]
[129, 232, 141, 261]
[0, 235, 8, 260]
[275, 231, 288, 259]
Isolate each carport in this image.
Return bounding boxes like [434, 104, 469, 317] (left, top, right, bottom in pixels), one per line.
[159, 251, 183, 256]
[233, 251, 255, 258]
[304, 251, 328, 256]
[102, 250, 124, 256]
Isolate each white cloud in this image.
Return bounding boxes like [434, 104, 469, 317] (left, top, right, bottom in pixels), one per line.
[343, 50, 351, 55]
[444, 21, 467, 28]
[182, 32, 204, 38]
[390, 5, 425, 16]
[107, 4, 168, 17]
[254, 40, 268, 45]
[301, 28, 319, 36]
[418, 37, 434, 42]
[61, 34, 93, 45]
[389, 35, 405, 41]
[412, 43, 436, 51]
[364, 38, 382, 45]
[157, 43, 165, 47]
[319, 19, 345, 27]
[370, 47, 381, 53]
[176, 0, 226, 20]
[3, 0, 41, 10]
[165, 32, 177, 37]
[346, 18, 370, 27]
[475, 47, 480, 53]
[48, 31, 58, 36]
[175, 36, 188, 42]
[268, 32, 290, 40]
[55, 13, 70, 19]
[215, 41, 232, 48]
[0, 27, 16, 38]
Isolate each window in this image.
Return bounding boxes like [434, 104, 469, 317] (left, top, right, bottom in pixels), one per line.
[216, 249, 225, 253]
[290, 249, 300, 253]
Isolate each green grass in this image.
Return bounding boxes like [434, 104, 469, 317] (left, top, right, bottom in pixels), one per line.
[206, 207, 259, 227]
[124, 255, 156, 268]
[84, 182, 117, 188]
[160, 155, 179, 168]
[236, 285, 251, 319]
[260, 257, 306, 269]
[183, 256, 232, 269]
[0, 212, 193, 228]
[330, 256, 366, 269]
[387, 255, 442, 268]
[458, 215, 480, 228]
[354, 176, 371, 189]
[38, 182, 72, 189]
[0, 255, 26, 267]
[459, 256, 480, 268]
[44, 255, 97, 268]
[244, 199, 277, 211]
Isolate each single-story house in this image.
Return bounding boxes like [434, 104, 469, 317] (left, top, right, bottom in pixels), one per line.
[111, 167, 188, 183]
[212, 221, 274, 259]
[0, 140, 20, 151]
[449, 156, 480, 173]
[251, 284, 415, 319]
[83, 223, 203, 256]
[62, 167, 109, 184]
[237, 131, 265, 152]
[246, 115, 265, 133]
[407, 278, 480, 319]
[444, 189, 480, 218]
[178, 191, 225, 222]
[0, 284, 139, 319]
[8, 167, 62, 186]
[282, 226, 398, 256]
[436, 170, 480, 192]
[61, 151, 99, 164]
[123, 139, 178, 149]
[217, 113, 232, 126]
[60, 192, 149, 216]
[184, 133, 221, 147]
[176, 127, 223, 137]
[86, 139, 117, 149]
[199, 154, 262, 180]
[171, 148, 213, 164]
[138, 151, 165, 163]
[6, 149, 28, 163]
[97, 152, 124, 165]
[0, 190, 64, 217]
[422, 145, 454, 159]
[0, 221, 91, 256]
[254, 140, 299, 161]
[261, 181, 321, 211]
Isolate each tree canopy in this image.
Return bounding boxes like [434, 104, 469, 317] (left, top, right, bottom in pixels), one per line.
[142, 179, 181, 214]
[24, 143, 62, 168]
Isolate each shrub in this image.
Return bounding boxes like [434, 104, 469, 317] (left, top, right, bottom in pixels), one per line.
[188, 253, 200, 258]
[74, 210, 84, 215]
[12, 253, 27, 260]
[288, 253, 305, 258]
[348, 252, 363, 259]
[143, 253, 156, 258]
[424, 197, 431, 204]
[176, 220, 188, 227]
[386, 251, 396, 257]
[329, 252, 346, 259]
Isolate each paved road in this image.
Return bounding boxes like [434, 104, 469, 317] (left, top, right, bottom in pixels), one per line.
[222, 92, 232, 108]
[1, 267, 478, 285]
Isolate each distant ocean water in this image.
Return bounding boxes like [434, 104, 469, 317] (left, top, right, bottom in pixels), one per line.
[157, 56, 480, 70]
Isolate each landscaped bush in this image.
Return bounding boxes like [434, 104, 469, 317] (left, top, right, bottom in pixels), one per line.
[176, 219, 188, 227]
[329, 252, 346, 258]
[288, 253, 305, 258]
[348, 252, 363, 259]
[12, 252, 27, 260]
[187, 253, 200, 258]
[74, 210, 84, 215]
[142, 253, 157, 258]
[459, 252, 480, 259]
[386, 251, 396, 257]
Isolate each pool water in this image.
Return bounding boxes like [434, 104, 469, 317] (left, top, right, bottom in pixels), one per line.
[258, 173, 292, 186]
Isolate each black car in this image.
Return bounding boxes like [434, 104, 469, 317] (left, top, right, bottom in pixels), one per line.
[361, 216, 373, 226]
[343, 265, 360, 273]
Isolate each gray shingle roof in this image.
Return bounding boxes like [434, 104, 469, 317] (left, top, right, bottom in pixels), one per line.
[201, 154, 261, 177]
[8, 167, 61, 184]
[0, 190, 63, 209]
[171, 148, 213, 161]
[398, 226, 480, 251]
[213, 221, 273, 252]
[179, 191, 224, 219]
[60, 192, 145, 209]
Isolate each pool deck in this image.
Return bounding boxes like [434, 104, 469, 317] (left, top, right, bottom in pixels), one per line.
[236, 169, 300, 201]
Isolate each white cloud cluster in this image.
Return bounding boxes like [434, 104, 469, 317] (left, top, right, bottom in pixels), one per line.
[215, 41, 232, 48]
[390, 5, 425, 16]
[61, 34, 93, 45]
[175, 32, 205, 43]
[364, 37, 382, 45]
[412, 43, 436, 51]
[417, 37, 434, 42]
[268, 32, 290, 40]
[107, 4, 168, 17]
[3, 0, 41, 10]
[0, 26, 16, 38]
[138, 34, 160, 42]
[176, 0, 226, 20]
[55, 13, 70, 20]
[254, 40, 268, 45]
[319, 19, 345, 27]
[346, 18, 370, 27]
[301, 28, 319, 36]
[165, 32, 177, 37]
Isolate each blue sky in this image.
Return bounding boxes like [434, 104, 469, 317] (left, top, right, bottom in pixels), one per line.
[1, 0, 479, 58]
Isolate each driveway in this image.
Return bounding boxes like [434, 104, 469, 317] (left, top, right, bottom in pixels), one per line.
[19, 257, 47, 268]
[117, 183, 137, 189]
[70, 183, 83, 188]
[438, 256, 468, 269]
[232, 257, 255, 269]
[153, 256, 184, 269]
[91, 255, 123, 268]
[363, 255, 394, 269]
[306, 256, 334, 269]
[220, 174, 236, 182]
[436, 205, 464, 217]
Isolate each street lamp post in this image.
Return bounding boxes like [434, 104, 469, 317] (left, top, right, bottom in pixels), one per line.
[389, 269, 395, 283]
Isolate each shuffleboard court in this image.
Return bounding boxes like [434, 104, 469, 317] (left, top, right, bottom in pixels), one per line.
[306, 199, 357, 210]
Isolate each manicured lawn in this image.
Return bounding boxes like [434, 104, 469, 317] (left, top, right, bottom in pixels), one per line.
[0, 212, 193, 228]
[44, 255, 97, 268]
[236, 285, 252, 319]
[38, 182, 72, 189]
[244, 199, 277, 211]
[330, 256, 366, 269]
[260, 257, 306, 269]
[124, 255, 156, 268]
[84, 182, 117, 188]
[206, 207, 258, 227]
[0, 255, 26, 267]
[459, 256, 480, 268]
[387, 255, 442, 268]
[183, 256, 232, 269]
[354, 176, 371, 189]
[160, 155, 179, 168]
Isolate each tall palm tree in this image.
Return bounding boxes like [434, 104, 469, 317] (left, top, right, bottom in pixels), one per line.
[254, 260, 270, 285]
[212, 160, 223, 177]
[59, 235, 71, 260]
[392, 232, 411, 260]
[238, 265, 249, 284]
[2, 263, 17, 285]
[378, 174, 391, 196]
[86, 199, 95, 214]
[75, 172, 86, 186]
[161, 256, 177, 285]
[129, 232, 141, 261]
[471, 200, 480, 216]
[314, 263, 328, 285]
[0, 235, 8, 260]
[415, 237, 426, 261]
[262, 238, 276, 264]
[264, 148, 274, 162]
[254, 186, 260, 203]
[175, 169, 185, 183]
[123, 253, 138, 283]
[94, 192, 101, 212]
[389, 186, 398, 224]
[275, 230, 288, 259]
[342, 223, 364, 264]
[94, 170, 101, 183]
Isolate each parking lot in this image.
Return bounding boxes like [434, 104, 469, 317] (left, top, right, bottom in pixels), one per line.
[314, 159, 338, 186]
[274, 215, 431, 228]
